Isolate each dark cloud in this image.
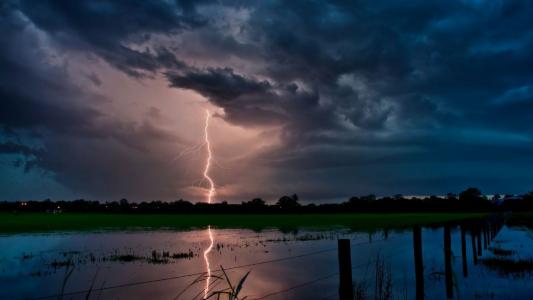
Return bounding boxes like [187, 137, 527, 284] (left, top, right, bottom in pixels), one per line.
[0, 142, 43, 172]
[1, 0, 533, 201]
[86, 72, 102, 86]
[0, 9, 101, 135]
[0, 142, 42, 157]
[0, 5, 187, 200]
[167, 67, 272, 103]
[166, 0, 533, 196]
[15, 0, 203, 77]
[0, 83, 102, 136]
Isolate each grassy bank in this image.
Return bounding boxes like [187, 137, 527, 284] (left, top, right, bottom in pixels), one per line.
[0, 212, 489, 234]
[507, 212, 533, 228]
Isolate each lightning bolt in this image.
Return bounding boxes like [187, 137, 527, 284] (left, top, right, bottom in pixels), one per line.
[203, 110, 215, 204]
[202, 109, 215, 299]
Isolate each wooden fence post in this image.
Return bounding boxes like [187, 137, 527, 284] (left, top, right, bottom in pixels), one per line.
[413, 226, 424, 300]
[483, 225, 488, 249]
[477, 227, 482, 257]
[444, 225, 453, 299]
[470, 228, 478, 265]
[338, 239, 353, 300]
[460, 225, 468, 277]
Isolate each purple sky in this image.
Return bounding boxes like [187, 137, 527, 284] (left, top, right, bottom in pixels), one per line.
[1, 0, 533, 203]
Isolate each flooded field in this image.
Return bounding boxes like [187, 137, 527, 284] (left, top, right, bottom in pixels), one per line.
[1, 218, 532, 300]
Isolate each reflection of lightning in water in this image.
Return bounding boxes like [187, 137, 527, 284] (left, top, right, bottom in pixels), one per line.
[203, 225, 214, 298]
[202, 110, 215, 299]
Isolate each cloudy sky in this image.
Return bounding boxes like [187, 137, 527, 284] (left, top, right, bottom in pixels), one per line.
[1, 0, 532, 203]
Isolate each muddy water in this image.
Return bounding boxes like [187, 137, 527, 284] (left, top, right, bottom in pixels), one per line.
[0, 223, 531, 299]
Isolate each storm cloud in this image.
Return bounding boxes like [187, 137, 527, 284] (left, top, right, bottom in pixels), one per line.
[1, 0, 533, 202]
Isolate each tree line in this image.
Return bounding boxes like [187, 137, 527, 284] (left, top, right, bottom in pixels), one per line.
[1, 187, 532, 214]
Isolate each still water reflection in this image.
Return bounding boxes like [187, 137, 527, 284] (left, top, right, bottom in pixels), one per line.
[203, 226, 214, 299]
[0, 221, 531, 300]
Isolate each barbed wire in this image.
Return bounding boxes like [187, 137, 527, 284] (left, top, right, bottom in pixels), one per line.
[247, 246, 412, 300]
[29, 235, 410, 300]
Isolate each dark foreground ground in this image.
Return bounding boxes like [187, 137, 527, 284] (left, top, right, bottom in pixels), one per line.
[0, 212, 495, 233]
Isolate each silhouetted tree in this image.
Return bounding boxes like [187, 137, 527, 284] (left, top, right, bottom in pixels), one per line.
[459, 188, 483, 202]
[348, 196, 360, 204]
[500, 194, 521, 210]
[251, 198, 266, 206]
[394, 194, 404, 200]
[446, 193, 457, 200]
[276, 194, 300, 210]
[6, 187, 529, 214]
[120, 198, 129, 208]
[360, 194, 376, 201]
[242, 198, 266, 209]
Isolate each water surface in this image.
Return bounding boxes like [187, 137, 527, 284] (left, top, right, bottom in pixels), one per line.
[1, 221, 531, 299]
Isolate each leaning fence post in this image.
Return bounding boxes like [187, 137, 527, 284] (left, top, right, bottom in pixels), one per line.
[470, 227, 478, 265]
[413, 226, 424, 300]
[460, 225, 468, 277]
[477, 227, 483, 256]
[483, 224, 488, 249]
[338, 239, 353, 300]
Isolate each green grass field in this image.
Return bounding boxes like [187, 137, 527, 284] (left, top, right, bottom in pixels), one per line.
[0, 212, 489, 233]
